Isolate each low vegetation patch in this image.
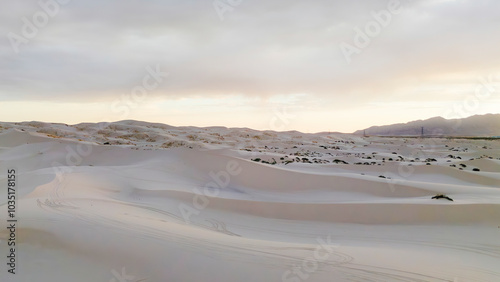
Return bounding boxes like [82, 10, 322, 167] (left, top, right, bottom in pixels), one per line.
[431, 194, 453, 201]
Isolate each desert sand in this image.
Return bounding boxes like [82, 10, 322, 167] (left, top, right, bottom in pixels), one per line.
[1, 120, 499, 281]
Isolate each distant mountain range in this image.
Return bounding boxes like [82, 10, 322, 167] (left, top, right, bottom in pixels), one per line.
[354, 114, 500, 137]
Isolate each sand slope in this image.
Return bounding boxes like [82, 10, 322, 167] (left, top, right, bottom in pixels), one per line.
[1, 121, 499, 281]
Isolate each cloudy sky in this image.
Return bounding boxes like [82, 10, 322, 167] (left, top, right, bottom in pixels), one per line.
[1, 0, 499, 133]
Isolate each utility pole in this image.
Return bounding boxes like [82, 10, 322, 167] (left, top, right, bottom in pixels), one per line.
[421, 127, 424, 138]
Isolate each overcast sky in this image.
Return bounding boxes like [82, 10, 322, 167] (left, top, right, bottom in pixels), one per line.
[1, 0, 499, 132]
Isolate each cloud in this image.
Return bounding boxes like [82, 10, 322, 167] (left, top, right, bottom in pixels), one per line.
[1, 0, 499, 109]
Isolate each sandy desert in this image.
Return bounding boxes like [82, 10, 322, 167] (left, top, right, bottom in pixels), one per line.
[0, 120, 499, 281]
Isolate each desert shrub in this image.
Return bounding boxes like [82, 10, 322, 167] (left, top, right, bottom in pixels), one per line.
[432, 194, 453, 201]
[161, 141, 186, 148]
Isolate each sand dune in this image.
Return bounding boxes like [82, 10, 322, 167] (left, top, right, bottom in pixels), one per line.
[1, 121, 499, 281]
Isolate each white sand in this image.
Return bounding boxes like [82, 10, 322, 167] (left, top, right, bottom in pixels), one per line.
[1, 121, 499, 281]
